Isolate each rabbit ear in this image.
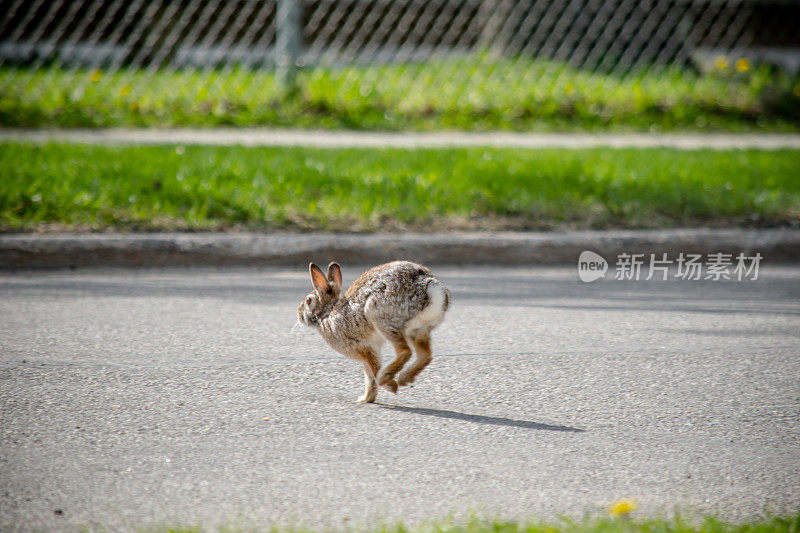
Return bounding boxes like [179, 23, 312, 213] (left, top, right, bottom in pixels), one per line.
[309, 262, 329, 292]
[327, 262, 342, 290]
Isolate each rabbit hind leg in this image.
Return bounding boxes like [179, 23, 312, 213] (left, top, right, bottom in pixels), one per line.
[376, 330, 412, 393]
[397, 332, 432, 387]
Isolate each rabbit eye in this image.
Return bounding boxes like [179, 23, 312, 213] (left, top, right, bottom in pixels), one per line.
[306, 296, 313, 305]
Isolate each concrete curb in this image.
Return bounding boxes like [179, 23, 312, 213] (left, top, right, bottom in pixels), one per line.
[1, 229, 798, 269]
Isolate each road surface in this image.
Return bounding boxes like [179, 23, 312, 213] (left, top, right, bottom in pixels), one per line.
[1, 265, 799, 531]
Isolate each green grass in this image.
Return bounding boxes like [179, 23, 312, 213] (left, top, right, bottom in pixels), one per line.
[154, 514, 800, 533]
[1, 143, 799, 232]
[1, 56, 799, 131]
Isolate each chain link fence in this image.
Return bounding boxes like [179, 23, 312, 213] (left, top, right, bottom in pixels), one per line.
[1, 0, 799, 129]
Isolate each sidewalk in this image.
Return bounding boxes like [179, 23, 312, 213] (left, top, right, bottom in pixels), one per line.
[3, 128, 800, 149]
[2, 229, 798, 269]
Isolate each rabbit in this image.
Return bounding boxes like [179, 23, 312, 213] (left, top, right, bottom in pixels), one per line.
[298, 260, 450, 403]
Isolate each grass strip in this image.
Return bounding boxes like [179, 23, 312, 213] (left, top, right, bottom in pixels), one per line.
[1, 142, 799, 232]
[155, 513, 800, 533]
[1, 57, 798, 131]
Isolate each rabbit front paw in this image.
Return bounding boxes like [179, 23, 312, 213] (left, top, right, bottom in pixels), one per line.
[357, 392, 377, 404]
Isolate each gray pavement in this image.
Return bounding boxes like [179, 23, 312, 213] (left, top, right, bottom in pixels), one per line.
[3, 128, 800, 149]
[1, 265, 799, 531]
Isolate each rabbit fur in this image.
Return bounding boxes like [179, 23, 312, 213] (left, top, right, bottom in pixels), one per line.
[298, 260, 450, 403]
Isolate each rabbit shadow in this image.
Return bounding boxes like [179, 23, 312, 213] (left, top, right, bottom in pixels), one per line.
[374, 403, 585, 432]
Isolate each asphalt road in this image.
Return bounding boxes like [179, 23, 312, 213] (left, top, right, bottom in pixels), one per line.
[1, 265, 799, 531]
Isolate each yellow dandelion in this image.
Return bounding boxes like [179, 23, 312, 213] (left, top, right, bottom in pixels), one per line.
[714, 56, 729, 70]
[735, 58, 751, 72]
[89, 69, 103, 82]
[565, 82, 575, 95]
[609, 498, 638, 517]
[119, 84, 132, 96]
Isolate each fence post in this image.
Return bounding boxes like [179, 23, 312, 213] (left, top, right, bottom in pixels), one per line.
[276, 0, 302, 94]
[478, 0, 515, 58]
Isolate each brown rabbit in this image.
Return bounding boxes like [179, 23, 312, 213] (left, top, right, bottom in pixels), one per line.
[298, 261, 450, 403]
